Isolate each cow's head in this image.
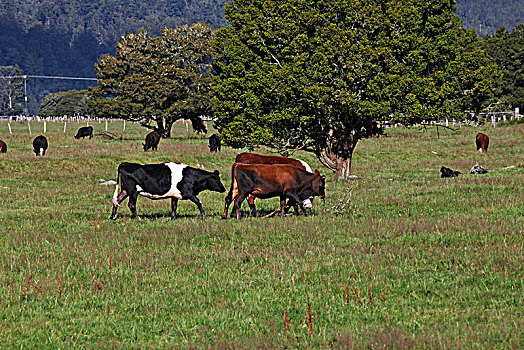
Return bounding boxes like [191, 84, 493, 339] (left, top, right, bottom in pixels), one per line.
[206, 170, 226, 193]
[142, 143, 149, 152]
[312, 169, 326, 201]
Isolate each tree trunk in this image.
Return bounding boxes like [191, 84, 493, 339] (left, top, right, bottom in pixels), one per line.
[156, 119, 165, 133]
[318, 148, 354, 180]
[333, 155, 352, 180]
[164, 119, 174, 138]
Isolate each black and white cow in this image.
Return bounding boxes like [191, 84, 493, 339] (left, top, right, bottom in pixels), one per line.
[75, 126, 93, 139]
[110, 162, 226, 220]
[33, 135, 48, 156]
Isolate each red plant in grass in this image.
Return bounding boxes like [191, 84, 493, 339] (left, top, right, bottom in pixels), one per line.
[483, 203, 490, 222]
[109, 254, 113, 280]
[283, 310, 292, 337]
[368, 285, 375, 306]
[306, 303, 313, 335]
[56, 262, 62, 300]
[342, 283, 351, 304]
[27, 274, 42, 293]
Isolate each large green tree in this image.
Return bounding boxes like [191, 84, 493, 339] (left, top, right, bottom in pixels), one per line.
[88, 22, 215, 136]
[212, 0, 500, 179]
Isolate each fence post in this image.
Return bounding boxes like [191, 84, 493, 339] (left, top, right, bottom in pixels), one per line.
[105, 120, 108, 132]
[28, 122, 31, 135]
[64, 122, 67, 133]
[8, 123, 12, 134]
[516, 108, 520, 120]
[44, 121, 46, 133]
[123, 120, 126, 132]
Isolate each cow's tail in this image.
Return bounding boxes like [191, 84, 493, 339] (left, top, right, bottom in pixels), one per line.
[112, 169, 120, 207]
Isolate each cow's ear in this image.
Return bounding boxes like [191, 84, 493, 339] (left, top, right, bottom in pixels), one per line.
[142, 143, 145, 146]
[314, 169, 320, 176]
[321, 175, 326, 180]
[214, 170, 219, 175]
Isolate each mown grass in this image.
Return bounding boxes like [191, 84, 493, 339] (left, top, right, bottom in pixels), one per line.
[0, 121, 522, 348]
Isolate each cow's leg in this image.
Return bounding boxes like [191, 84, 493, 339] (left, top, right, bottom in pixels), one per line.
[187, 195, 206, 219]
[222, 191, 233, 219]
[109, 190, 128, 220]
[171, 198, 178, 220]
[279, 196, 287, 218]
[286, 193, 307, 216]
[233, 194, 246, 220]
[128, 191, 140, 220]
[247, 195, 257, 217]
[287, 198, 300, 215]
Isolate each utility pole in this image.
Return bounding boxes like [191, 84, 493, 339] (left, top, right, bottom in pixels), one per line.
[23, 75, 28, 115]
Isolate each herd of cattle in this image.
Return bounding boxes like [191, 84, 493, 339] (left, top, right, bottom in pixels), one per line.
[110, 152, 326, 220]
[0, 127, 492, 219]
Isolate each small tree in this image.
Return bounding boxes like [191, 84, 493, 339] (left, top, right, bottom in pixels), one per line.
[39, 89, 89, 117]
[212, 0, 500, 179]
[88, 22, 215, 137]
[0, 66, 25, 115]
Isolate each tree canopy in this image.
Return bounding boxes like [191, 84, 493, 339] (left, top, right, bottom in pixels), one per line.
[88, 22, 215, 136]
[481, 24, 524, 112]
[38, 89, 89, 117]
[211, 0, 500, 178]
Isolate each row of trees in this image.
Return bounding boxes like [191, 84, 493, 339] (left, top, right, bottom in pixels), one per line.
[85, 0, 506, 178]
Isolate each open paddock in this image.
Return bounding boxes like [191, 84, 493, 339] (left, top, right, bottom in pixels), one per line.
[0, 122, 522, 347]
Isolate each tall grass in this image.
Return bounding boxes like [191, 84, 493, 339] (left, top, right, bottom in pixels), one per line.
[0, 121, 522, 348]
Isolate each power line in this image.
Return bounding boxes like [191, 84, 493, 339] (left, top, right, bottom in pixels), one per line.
[1, 75, 97, 81]
[0, 74, 97, 114]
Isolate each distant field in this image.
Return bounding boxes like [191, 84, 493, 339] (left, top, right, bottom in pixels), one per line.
[0, 121, 522, 348]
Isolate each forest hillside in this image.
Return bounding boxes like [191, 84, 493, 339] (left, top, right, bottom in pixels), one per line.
[0, 0, 521, 114]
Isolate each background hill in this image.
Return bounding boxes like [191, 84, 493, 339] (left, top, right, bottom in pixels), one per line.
[0, 0, 521, 114]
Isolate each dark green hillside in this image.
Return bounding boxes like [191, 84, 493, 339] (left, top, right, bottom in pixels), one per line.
[0, 0, 521, 113]
[456, 0, 523, 36]
[0, 0, 229, 114]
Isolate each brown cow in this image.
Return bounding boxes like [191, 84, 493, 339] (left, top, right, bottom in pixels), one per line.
[0, 140, 6, 153]
[222, 163, 325, 219]
[476, 133, 489, 152]
[235, 152, 314, 216]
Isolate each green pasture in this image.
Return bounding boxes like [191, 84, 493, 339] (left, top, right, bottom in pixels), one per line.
[0, 120, 522, 348]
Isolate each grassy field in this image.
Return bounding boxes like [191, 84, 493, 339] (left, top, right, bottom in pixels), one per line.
[0, 120, 522, 348]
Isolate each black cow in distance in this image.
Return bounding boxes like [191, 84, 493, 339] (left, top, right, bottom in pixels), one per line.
[75, 126, 93, 139]
[209, 134, 221, 152]
[440, 166, 461, 178]
[143, 131, 161, 152]
[33, 135, 48, 156]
